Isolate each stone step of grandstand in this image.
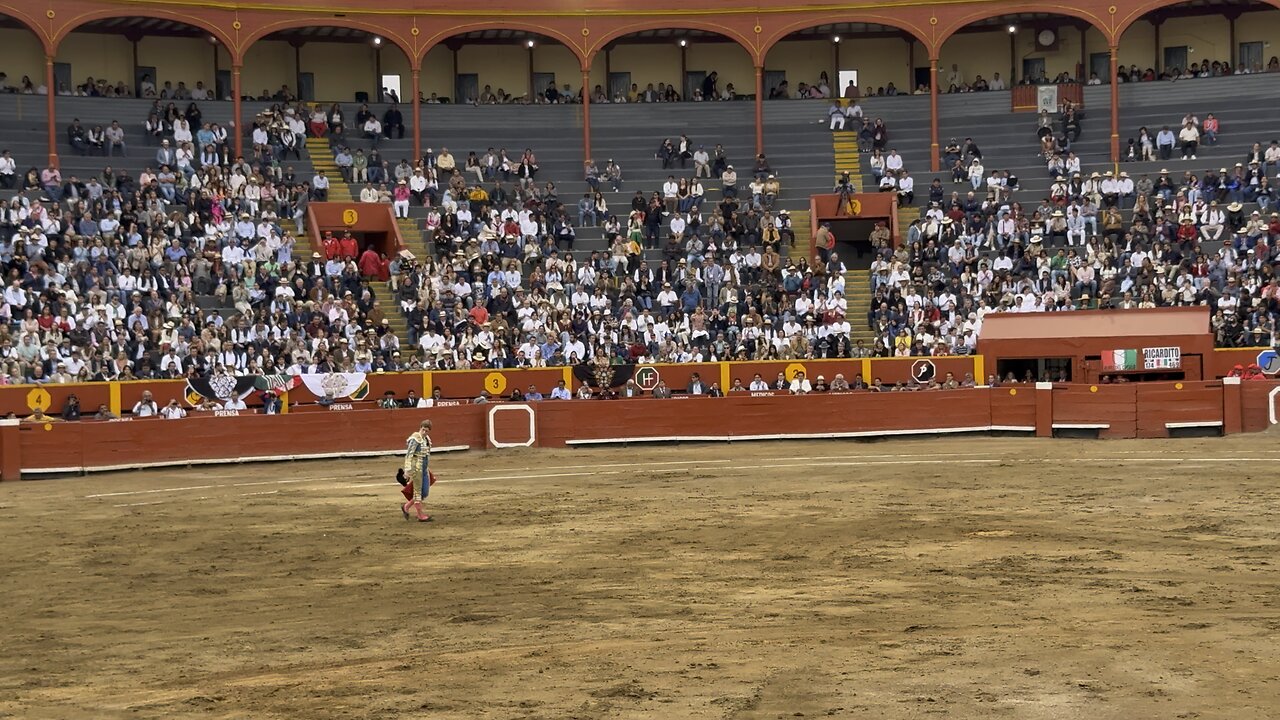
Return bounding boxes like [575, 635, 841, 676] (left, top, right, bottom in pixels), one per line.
[896, 206, 921, 235]
[377, 295, 410, 334]
[832, 132, 862, 191]
[395, 216, 430, 259]
[843, 268, 875, 345]
[292, 232, 316, 263]
[788, 209, 810, 259]
[305, 138, 355, 202]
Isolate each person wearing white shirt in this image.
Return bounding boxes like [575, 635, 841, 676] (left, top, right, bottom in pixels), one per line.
[363, 117, 382, 147]
[897, 172, 915, 205]
[160, 400, 187, 419]
[1200, 202, 1225, 241]
[988, 73, 1006, 91]
[670, 214, 686, 239]
[827, 101, 846, 130]
[0, 151, 15, 189]
[662, 177, 679, 213]
[132, 391, 159, 417]
[884, 150, 904, 173]
[967, 160, 985, 190]
[173, 119, 193, 144]
[749, 374, 769, 391]
[1116, 173, 1135, 209]
[223, 397, 247, 411]
[789, 372, 812, 394]
[656, 284, 678, 315]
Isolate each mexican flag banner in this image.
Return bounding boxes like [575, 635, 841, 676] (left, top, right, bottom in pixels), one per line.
[1103, 349, 1138, 371]
[255, 374, 302, 395]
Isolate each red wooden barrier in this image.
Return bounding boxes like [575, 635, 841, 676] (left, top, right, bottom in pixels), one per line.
[0, 381, 1270, 481]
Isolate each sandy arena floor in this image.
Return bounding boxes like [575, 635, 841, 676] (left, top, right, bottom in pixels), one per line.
[1, 437, 1279, 719]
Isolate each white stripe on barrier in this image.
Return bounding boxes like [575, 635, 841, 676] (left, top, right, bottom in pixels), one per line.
[564, 425, 1036, 446]
[32, 445, 472, 478]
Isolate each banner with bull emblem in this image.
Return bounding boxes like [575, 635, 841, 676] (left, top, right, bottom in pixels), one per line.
[299, 372, 371, 401]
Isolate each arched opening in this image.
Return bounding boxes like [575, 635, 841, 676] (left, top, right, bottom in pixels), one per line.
[877, 12, 1110, 220]
[1112, 0, 1278, 166]
[52, 17, 235, 173]
[763, 22, 924, 101]
[936, 12, 1101, 95]
[587, 28, 753, 103]
[55, 17, 230, 101]
[759, 21, 930, 271]
[0, 13, 55, 166]
[246, 25, 411, 105]
[419, 29, 581, 105]
[1116, 0, 1277, 79]
[582, 28, 761, 252]
[0, 13, 52, 91]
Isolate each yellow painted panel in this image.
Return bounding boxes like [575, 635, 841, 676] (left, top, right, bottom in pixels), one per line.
[302, 42, 376, 102]
[241, 40, 293, 100]
[0, 29, 48, 86]
[457, 44, 530, 100]
[606, 43, 679, 96]
[685, 42, 753, 97]
[419, 44, 453, 100]
[57, 33, 133, 90]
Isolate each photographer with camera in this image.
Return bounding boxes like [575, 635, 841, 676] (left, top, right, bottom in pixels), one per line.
[834, 171, 856, 216]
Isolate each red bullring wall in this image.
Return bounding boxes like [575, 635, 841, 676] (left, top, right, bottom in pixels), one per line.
[3, 379, 1277, 481]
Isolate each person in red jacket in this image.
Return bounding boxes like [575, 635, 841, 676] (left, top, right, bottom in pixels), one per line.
[358, 246, 381, 278]
[338, 230, 358, 259]
[1176, 217, 1198, 247]
[322, 231, 340, 260]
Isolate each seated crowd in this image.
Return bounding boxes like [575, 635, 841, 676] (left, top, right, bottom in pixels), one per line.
[1, 85, 1277, 400]
[875, 111, 1280, 353]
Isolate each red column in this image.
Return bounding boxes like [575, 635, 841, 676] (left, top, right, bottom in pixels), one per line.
[754, 65, 764, 156]
[1109, 45, 1120, 163]
[232, 64, 243, 159]
[45, 56, 58, 168]
[581, 70, 592, 163]
[929, 59, 939, 172]
[411, 69, 422, 161]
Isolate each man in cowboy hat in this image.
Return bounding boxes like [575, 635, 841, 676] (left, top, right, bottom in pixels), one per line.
[1201, 200, 1226, 242]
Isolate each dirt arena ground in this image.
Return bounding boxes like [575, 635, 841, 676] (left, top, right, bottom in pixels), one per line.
[1, 437, 1279, 719]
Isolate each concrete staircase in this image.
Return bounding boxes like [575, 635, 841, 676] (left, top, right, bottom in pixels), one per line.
[896, 205, 921, 233]
[305, 137, 354, 201]
[375, 292, 410, 339]
[789, 209, 811, 259]
[394, 215, 428, 258]
[832, 130, 861, 190]
[844, 268, 875, 346]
